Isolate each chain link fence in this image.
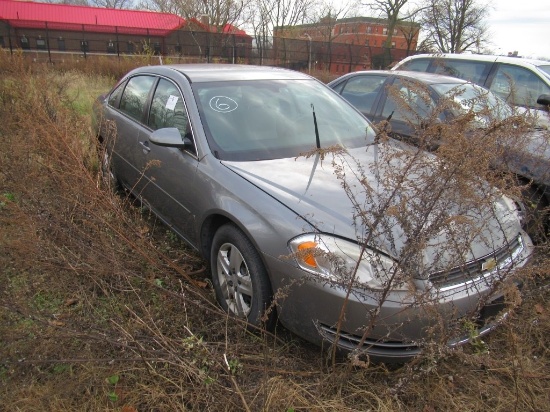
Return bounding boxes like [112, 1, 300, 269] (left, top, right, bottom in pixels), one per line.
[0, 20, 413, 71]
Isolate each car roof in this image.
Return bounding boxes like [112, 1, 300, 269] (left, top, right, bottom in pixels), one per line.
[129, 64, 314, 83]
[398, 53, 550, 68]
[334, 70, 469, 85]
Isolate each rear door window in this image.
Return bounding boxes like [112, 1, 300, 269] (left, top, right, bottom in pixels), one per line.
[108, 82, 124, 107]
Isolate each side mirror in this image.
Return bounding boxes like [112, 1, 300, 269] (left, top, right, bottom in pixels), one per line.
[150, 127, 193, 148]
[537, 94, 550, 107]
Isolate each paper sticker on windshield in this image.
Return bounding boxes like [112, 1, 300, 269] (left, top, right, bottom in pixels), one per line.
[166, 95, 179, 111]
[209, 96, 238, 113]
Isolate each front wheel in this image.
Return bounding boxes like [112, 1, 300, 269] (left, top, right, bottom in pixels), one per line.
[210, 223, 275, 330]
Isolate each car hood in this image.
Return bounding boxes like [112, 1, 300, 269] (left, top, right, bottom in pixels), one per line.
[223, 144, 523, 275]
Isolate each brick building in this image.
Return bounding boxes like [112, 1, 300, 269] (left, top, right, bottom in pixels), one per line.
[274, 16, 419, 73]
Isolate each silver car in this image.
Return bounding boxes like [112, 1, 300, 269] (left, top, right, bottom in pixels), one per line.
[94, 64, 533, 361]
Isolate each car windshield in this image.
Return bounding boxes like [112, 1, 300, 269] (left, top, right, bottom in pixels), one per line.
[193, 79, 376, 161]
[432, 83, 513, 123]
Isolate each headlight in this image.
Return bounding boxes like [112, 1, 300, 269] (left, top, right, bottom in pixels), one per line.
[289, 234, 406, 290]
[500, 194, 525, 227]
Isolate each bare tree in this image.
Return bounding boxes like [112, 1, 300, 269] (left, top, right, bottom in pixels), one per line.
[138, 0, 178, 13]
[89, 0, 134, 8]
[247, 0, 320, 67]
[258, 0, 318, 37]
[364, 0, 410, 49]
[309, 2, 355, 71]
[397, 13, 420, 55]
[420, 0, 489, 53]
[363, 0, 424, 67]
[140, 0, 248, 32]
[176, 0, 248, 32]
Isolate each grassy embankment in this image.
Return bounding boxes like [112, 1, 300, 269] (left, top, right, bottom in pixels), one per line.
[1, 52, 549, 411]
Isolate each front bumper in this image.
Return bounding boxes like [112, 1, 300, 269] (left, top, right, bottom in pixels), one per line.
[266, 230, 533, 362]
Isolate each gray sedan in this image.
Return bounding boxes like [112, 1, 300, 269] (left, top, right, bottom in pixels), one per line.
[94, 64, 533, 361]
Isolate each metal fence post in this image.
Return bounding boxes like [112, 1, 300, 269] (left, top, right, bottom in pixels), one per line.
[115, 26, 120, 58]
[45, 21, 51, 63]
[7, 22, 13, 55]
[81, 24, 87, 59]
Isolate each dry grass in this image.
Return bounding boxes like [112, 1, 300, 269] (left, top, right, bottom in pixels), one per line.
[0, 52, 549, 411]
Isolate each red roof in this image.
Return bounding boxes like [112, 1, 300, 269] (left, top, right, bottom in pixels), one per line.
[0, 0, 250, 37]
[0, 0, 185, 36]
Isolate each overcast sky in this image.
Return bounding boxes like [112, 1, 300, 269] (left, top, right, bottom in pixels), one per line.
[485, 0, 550, 59]
[346, 0, 550, 59]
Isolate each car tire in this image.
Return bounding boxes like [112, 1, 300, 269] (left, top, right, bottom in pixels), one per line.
[210, 223, 275, 330]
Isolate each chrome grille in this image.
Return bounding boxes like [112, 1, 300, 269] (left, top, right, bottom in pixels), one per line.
[428, 235, 524, 290]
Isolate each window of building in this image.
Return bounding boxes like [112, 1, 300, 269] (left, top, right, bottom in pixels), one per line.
[391, 41, 396, 48]
[80, 40, 88, 52]
[127, 41, 135, 53]
[365, 39, 370, 46]
[58, 37, 65, 51]
[366, 26, 372, 33]
[107, 40, 116, 53]
[119, 75, 156, 122]
[20, 35, 30, 49]
[36, 36, 46, 50]
[383, 28, 388, 35]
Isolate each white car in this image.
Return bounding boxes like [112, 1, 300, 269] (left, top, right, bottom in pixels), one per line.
[393, 53, 550, 128]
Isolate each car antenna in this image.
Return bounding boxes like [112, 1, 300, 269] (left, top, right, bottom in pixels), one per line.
[311, 104, 321, 149]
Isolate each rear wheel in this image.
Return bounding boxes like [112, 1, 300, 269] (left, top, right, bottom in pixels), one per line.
[210, 224, 275, 329]
[100, 147, 120, 192]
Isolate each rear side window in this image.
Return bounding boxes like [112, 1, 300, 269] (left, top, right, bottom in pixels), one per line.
[538, 65, 550, 77]
[119, 75, 156, 122]
[431, 59, 492, 85]
[399, 58, 431, 72]
[489, 64, 550, 108]
[108, 82, 124, 107]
